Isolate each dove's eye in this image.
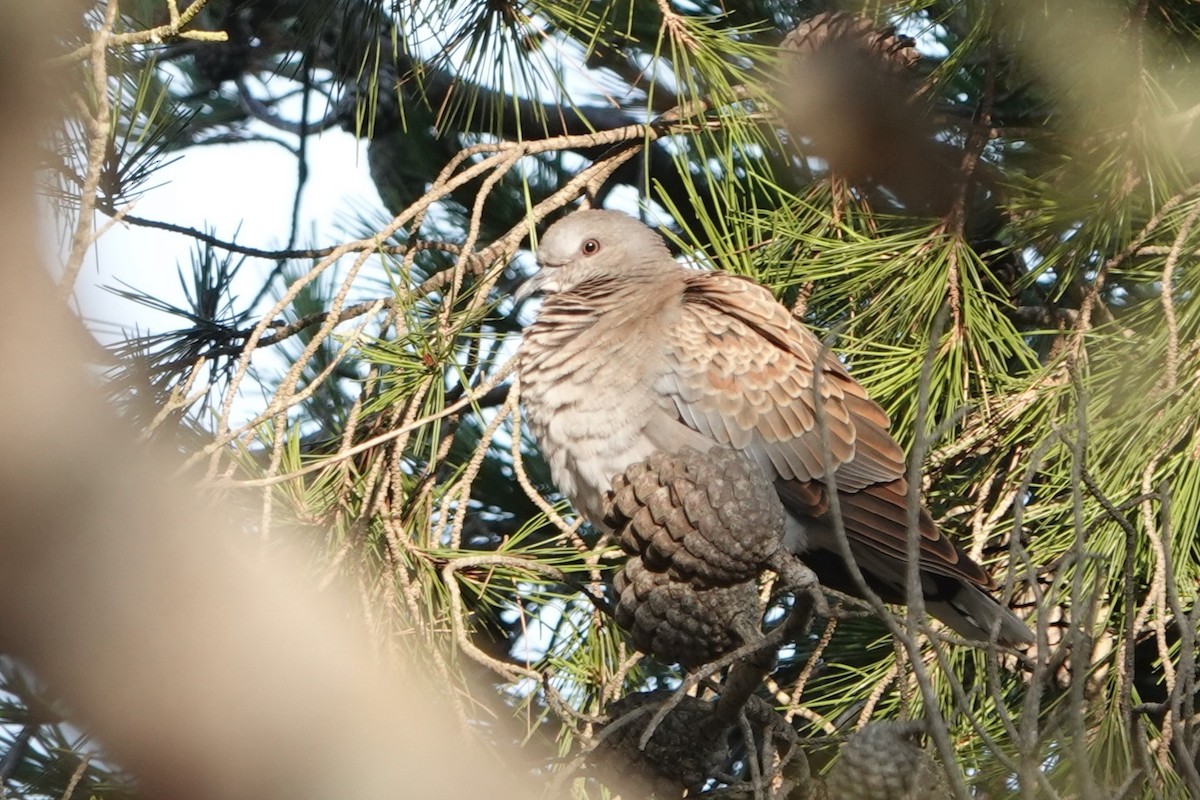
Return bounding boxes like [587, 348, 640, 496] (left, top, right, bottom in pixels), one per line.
[581, 238, 601, 256]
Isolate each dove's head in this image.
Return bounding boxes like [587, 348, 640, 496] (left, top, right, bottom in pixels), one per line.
[515, 209, 673, 302]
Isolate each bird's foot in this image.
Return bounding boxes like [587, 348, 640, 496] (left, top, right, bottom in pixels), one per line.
[770, 553, 830, 620]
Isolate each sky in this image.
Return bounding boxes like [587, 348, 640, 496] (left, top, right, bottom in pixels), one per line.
[74, 125, 383, 344]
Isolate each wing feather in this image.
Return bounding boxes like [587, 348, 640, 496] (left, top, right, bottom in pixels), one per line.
[658, 270, 990, 590]
[660, 271, 904, 490]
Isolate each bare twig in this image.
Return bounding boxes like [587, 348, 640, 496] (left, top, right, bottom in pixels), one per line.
[99, 205, 466, 261]
[1159, 202, 1200, 391]
[58, 755, 91, 800]
[1071, 183, 1200, 356]
[59, 0, 119, 298]
[441, 555, 566, 683]
[212, 358, 515, 486]
[50, 0, 226, 66]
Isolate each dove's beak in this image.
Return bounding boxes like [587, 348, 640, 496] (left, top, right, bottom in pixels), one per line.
[514, 268, 549, 303]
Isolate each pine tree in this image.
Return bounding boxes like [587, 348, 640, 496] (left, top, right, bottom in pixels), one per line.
[10, 1, 1200, 798]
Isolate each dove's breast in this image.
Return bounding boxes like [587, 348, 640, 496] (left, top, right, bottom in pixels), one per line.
[519, 286, 685, 525]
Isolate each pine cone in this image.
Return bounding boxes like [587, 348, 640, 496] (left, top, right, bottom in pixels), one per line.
[595, 690, 734, 794]
[823, 721, 951, 800]
[596, 693, 812, 798]
[781, 12, 918, 74]
[614, 557, 763, 668]
[605, 446, 785, 588]
[777, 12, 959, 215]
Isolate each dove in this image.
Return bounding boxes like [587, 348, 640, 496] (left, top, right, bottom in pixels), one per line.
[516, 208, 1031, 645]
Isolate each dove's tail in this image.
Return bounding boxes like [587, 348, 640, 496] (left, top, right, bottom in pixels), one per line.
[929, 583, 1034, 646]
[793, 540, 1034, 647]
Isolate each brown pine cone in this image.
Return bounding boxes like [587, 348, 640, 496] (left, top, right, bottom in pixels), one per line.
[823, 721, 951, 800]
[777, 12, 959, 215]
[604, 446, 786, 588]
[614, 556, 763, 668]
[781, 12, 918, 74]
[594, 690, 734, 794]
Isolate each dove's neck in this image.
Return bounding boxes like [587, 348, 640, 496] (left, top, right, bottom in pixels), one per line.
[546, 266, 681, 330]
[571, 260, 677, 300]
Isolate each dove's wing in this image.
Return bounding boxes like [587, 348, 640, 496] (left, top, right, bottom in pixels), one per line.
[657, 270, 990, 589]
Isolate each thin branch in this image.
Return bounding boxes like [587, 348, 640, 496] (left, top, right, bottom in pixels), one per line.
[1071, 182, 1200, 355]
[441, 555, 566, 684]
[58, 754, 91, 800]
[811, 322, 971, 800]
[100, 204, 465, 261]
[212, 357, 516, 486]
[49, 0, 226, 66]
[1159, 202, 1200, 391]
[60, 0, 120, 298]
